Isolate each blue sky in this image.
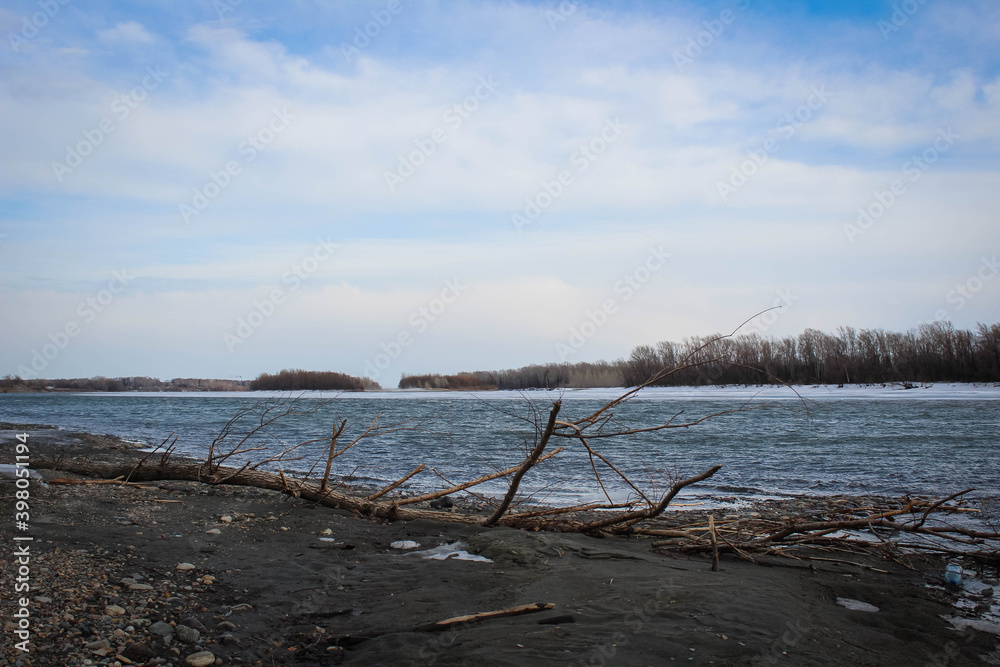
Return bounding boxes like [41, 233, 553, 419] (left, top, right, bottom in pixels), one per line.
[1, 0, 998, 385]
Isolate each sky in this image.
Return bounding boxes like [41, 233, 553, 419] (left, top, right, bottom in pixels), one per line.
[1, 0, 998, 387]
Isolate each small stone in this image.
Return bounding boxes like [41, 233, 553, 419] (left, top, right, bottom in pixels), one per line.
[176, 563, 195, 571]
[205, 529, 222, 535]
[85, 639, 111, 650]
[180, 617, 207, 634]
[129, 584, 154, 591]
[120, 578, 137, 586]
[185, 650, 216, 667]
[319, 528, 333, 536]
[231, 603, 253, 612]
[201, 575, 215, 584]
[220, 515, 232, 523]
[148, 621, 173, 636]
[221, 633, 240, 646]
[175, 624, 200, 644]
[122, 642, 155, 662]
[34, 596, 52, 604]
[105, 605, 126, 616]
[215, 621, 236, 632]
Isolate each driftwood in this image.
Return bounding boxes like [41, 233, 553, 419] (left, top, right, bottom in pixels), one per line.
[330, 602, 557, 646]
[646, 491, 1000, 561]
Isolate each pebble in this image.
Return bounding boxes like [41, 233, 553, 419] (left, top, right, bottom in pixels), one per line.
[122, 642, 155, 662]
[105, 605, 126, 616]
[180, 617, 208, 633]
[175, 624, 200, 644]
[319, 528, 333, 536]
[130, 583, 154, 591]
[220, 515, 232, 522]
[215, 621, 236, 632]
[176, 562, 196, 570]
[185, 650, 216, 667]
[206, 528, 222, 535]
[85, 639, 111, 650]
[149, 621, 173, 636]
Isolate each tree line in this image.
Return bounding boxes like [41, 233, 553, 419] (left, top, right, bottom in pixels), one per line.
[249, 369, 380, 391]
[397, 322, 1000, 389]
[0, 376, 251, 393]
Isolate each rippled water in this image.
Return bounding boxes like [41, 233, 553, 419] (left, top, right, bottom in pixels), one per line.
[2, 385, 998, 507]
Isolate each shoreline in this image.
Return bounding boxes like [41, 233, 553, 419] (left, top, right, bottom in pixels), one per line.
[2, 427, 999, 665]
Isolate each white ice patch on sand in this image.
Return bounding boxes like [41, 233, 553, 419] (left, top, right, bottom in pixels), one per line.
[403, 541, 492, 563]
[390, 540, 421, 550]
[837, 597, 879, 612]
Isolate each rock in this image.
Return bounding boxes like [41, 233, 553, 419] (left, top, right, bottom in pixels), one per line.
[85, 639, 111, 650]
[176, 563, 195, 571]
[231, 603, 253, 612]
[319, 528, 333, 536]
[120, 578, 137, 586]
[34, 596, 52, 604]
[129, 583, 154, 591]
[220, 515, 232, 523]
[215, 621, 236, 632]
[180, 617, 207, 634]
[105, 605, 126, 616]
[205, 528, 222, 535]
[429, 496, 454, 509]
[148, 621, 173, 636]
[175, 624, 200, 644]
[121, 642, 155, 662]
[221, 633, 240, 646]
[185, 650, 216, 666]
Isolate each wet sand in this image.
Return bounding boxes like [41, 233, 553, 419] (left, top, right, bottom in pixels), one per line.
[1, 426, 997, 666]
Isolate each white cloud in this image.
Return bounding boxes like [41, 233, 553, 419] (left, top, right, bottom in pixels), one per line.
[98, 21, 155, 44]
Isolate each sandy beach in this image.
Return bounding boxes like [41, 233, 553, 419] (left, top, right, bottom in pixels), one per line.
[1, 426, 998, 667]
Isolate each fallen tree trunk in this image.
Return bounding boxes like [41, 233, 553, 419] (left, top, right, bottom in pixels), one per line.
[35, 459, 482, 525]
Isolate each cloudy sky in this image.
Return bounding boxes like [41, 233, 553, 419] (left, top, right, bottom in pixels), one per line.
[1, 0, 998, 386]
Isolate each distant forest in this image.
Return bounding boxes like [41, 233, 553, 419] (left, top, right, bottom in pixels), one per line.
[0, 376, 251, 393]
[399, 322, 1000, 390]
[249, 369, 380, 391]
